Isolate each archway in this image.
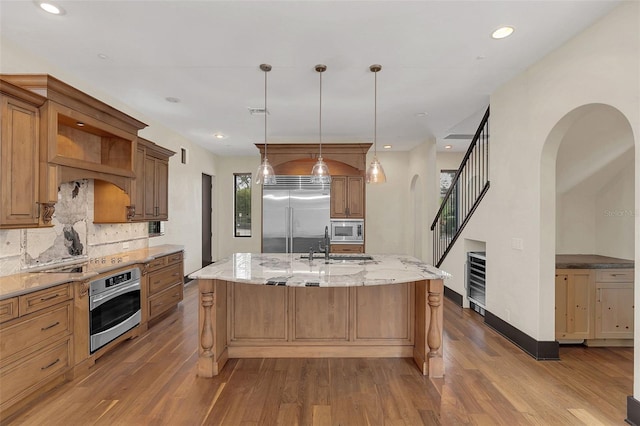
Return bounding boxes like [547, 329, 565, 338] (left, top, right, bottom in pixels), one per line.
[540, 103, 635, 349]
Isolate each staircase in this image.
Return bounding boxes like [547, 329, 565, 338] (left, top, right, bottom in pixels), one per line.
[431, 107, 490, 267]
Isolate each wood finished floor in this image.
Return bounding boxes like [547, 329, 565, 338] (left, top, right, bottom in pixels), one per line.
[6, 282, 632, 425]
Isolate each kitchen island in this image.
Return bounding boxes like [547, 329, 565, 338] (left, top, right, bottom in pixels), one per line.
[189, 253, 450, 378]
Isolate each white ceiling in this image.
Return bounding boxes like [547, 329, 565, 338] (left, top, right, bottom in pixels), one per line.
[0, 0, 621, 156]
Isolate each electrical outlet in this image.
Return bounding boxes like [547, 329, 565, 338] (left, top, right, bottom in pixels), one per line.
[122, 241, 130, 250]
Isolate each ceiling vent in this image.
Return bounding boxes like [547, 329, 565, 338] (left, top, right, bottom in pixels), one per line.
[248, 107, 269, 115]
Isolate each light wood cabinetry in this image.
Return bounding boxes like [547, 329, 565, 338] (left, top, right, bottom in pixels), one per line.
[145, 251, 184, 322]
[595, 269, 634, 339]
[555, 269, 594, 340]
[0, 283, 73, 419]
[0, 80, 46, 229]
[555, 267, 634, 345]
[330, 176, 364, 218]
[330, 244, 364, 254]
[226, 283, 413, 349]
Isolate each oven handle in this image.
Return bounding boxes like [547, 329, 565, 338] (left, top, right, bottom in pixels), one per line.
[90, 281, 140, 310]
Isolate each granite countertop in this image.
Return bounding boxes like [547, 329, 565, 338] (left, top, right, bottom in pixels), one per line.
[0, 244, 184, 300]
[189, 253, 450, 287]
[556, 254, 634, 269]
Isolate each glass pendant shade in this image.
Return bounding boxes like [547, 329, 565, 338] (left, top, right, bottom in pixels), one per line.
[255, 157, 276, 185]
[310, 157, 331, 184]
[365, 156, 387, 183]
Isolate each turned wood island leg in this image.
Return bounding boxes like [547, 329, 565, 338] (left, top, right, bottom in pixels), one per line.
[198, 279, 228, 377]
[413, 279, 445, 378]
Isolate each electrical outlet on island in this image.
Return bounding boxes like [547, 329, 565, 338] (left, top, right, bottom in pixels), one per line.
[122, 241, 130, 250]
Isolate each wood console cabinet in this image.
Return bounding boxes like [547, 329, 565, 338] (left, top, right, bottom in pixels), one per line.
[0, 80, 46, 229]
[141, 139, 173, 221]
[0, 283, 73, 420]
[330, 175, 364, 218]
[555, 267, 634, 345]
[145, 251, 184, 322]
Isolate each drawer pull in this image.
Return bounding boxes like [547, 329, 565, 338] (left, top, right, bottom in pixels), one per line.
[41, 358, 60, 370]
[172, 273, 179, 277]
[40, 294, 59, 301]
[41, 321, 60, 331]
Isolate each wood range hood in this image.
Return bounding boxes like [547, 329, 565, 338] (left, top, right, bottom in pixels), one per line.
[1, 74, 148, 224]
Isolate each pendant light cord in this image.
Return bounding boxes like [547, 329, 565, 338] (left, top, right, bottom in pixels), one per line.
[264, 68, 268, 160]
[374, 68, 377, 157]
[319, 70, 322, 158]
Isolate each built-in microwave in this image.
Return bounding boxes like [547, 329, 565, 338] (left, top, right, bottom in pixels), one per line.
[330, 219, 364, 243]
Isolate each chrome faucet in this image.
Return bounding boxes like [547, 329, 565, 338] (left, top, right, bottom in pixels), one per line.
[318, 225, 330, 263]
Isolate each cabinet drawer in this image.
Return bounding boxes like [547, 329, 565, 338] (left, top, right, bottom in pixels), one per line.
[596, 269, 633, 282]
[19, 284, 72, 316]
[0, 337, 71, 408]
[0, 298, 18, 324]
[146, 256, 167, 272]
[331, 244, 364, 254]
[148, 263, 183, 296]
[0, 301, 72, 362]
[166, 251, 183, 266]
[149, 284, 183, 319]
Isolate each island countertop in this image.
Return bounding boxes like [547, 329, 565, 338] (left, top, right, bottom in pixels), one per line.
[555, 254, 634, 269]
[189, 253, 450, 287]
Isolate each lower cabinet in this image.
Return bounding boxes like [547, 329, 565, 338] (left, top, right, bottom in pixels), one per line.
[555, 268, 634, 344]
[146, 252, 184, 322]
[0, 284, 73, 419]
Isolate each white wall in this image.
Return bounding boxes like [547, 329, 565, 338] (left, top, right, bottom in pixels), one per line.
[0, 37, 219, 276]
[596, 159, 635, 259]
[439, 2, 639, 398]
[214, 156, 262, 259]
[437, 151, 465, 173]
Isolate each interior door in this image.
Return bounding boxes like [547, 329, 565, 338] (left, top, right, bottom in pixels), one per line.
[202, 173, 213, 268]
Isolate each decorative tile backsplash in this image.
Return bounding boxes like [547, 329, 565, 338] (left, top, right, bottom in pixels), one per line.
[0, 180, 148, 276]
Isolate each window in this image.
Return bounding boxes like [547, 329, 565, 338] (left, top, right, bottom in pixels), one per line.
[440, 170, 458, 238]
[234, 173, 251, 237]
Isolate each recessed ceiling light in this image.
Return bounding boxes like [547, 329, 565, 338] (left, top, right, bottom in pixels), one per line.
[39, 2, 64, 15]
[76, 122, 85, 127]
[165, 97, 180, 103]
[492, 26, 514, 39]
[213, 133, 227, 140]
[415, 112, 428, 117]
[383, 145, 392, 149]
[97, 53, 109, 60]
[445, 145, 452, 150]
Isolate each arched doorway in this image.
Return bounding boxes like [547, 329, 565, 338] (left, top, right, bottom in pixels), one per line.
[540, 103, 635, 349]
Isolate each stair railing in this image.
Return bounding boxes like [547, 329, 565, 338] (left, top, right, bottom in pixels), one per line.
[431, 106, 490, 267]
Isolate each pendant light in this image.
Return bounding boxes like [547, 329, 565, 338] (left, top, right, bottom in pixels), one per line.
[310, 64, 331, 184]
[366, 64, 387, 184]
[255, 63, 276, 185]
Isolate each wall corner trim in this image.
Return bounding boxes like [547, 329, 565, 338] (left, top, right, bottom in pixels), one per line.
[484, 310, 560, 360]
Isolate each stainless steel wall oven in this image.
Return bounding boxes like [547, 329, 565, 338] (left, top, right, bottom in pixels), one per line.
[89, 267, 141, 353]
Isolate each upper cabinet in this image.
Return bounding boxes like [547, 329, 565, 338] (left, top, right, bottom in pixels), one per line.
[140, 138, 174, 222]
[330, 176, 364, 218]
[0, 74, 147, 226]
[0, 80, 46, 228]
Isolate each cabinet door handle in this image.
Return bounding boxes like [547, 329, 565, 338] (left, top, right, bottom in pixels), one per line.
[41, 358, 60, 370]
[40, 294, 59, 301]
[41, 321, 60, 331]
[172, 273, 180, 277]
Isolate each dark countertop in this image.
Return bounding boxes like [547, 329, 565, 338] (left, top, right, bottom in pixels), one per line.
[556, 254, 634, 269]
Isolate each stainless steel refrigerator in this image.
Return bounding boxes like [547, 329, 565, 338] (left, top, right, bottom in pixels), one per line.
[262, 176, 330, 253]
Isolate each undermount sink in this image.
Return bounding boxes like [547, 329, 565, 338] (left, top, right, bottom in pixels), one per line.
[300, 254, 373, 261]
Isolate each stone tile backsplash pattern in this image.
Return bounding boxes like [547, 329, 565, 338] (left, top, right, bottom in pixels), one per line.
[0, 180, 148, 276]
